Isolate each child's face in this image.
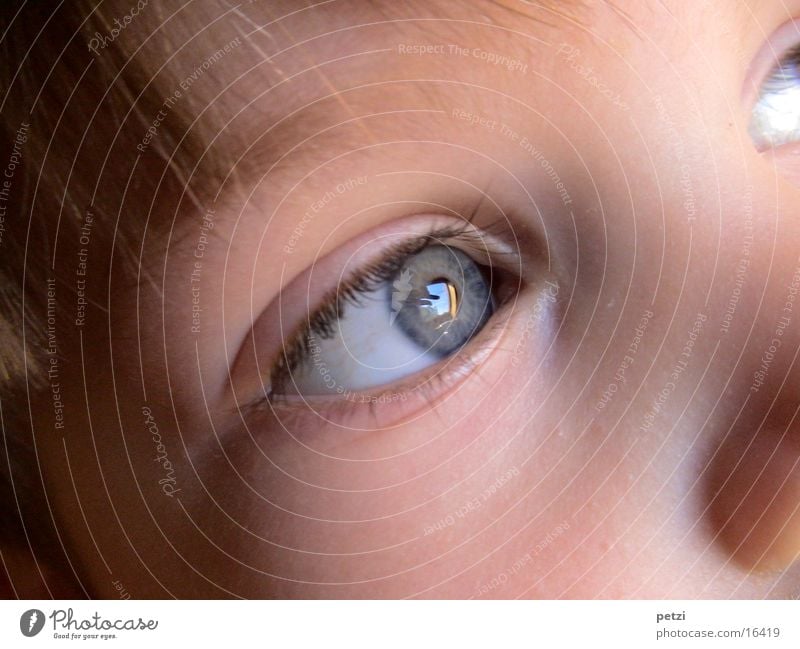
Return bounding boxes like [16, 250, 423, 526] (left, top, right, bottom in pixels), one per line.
[36, 0, 800, 597]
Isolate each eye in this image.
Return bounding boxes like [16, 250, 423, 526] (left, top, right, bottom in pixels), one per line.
[749, 42, 800, 151]
[269, 228, 515, 398]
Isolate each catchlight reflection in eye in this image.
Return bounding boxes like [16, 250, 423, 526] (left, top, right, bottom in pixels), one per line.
[280, 244, 494, 396]
[749, 44, 800, 151]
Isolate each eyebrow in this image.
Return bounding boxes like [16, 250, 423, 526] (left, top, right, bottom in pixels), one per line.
[165, 84, 376, 254]
[166, 0, 592, 241]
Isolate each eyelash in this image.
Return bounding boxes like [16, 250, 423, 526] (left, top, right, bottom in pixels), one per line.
[764, 43, 800, 93]
[267, 220, 515, 400]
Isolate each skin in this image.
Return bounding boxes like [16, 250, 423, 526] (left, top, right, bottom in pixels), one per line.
[13, 0, 800, 598]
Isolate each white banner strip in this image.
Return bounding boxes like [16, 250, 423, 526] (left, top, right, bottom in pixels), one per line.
[1, 600, 798, 648]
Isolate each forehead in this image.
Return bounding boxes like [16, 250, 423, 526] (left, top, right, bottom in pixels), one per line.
[140, 0, 770, 236]
[146, 0, 768, 137]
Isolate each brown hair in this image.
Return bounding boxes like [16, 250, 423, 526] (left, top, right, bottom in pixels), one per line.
[0, 0, 237, 596]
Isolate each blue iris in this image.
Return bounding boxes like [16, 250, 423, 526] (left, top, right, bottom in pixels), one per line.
[389, 245, 493, 356]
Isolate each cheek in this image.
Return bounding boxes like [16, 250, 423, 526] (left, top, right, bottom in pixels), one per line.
[181, 375, 577, 597]
[203, 372, 648, 597]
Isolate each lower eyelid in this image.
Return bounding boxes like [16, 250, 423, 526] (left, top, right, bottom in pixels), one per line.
[266, 300, 518, 429]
